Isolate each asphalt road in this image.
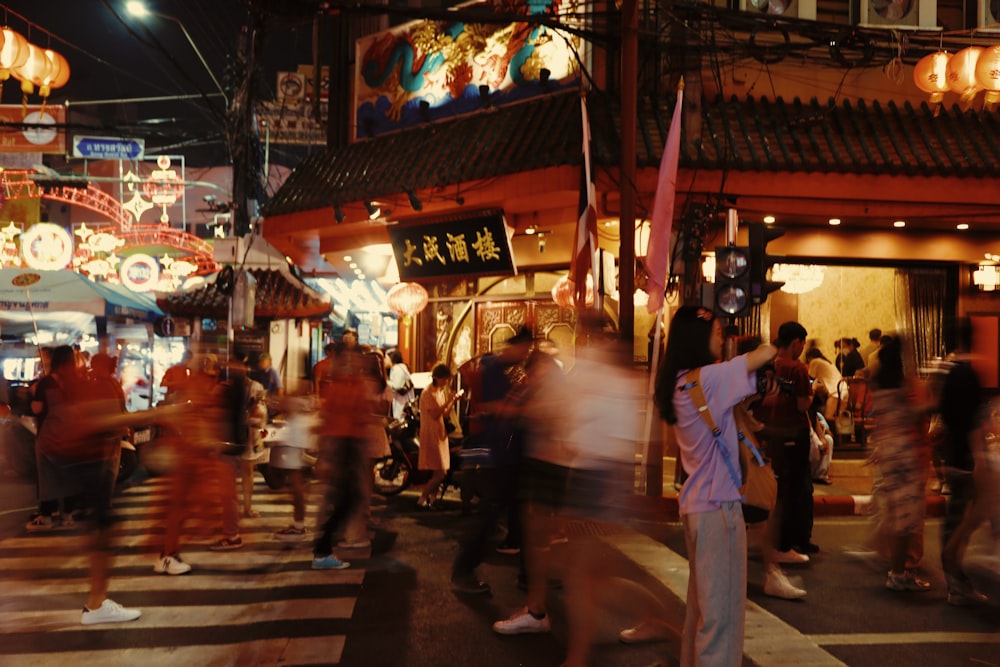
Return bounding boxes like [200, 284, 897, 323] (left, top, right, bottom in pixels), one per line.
[2, 460, 1000, 667]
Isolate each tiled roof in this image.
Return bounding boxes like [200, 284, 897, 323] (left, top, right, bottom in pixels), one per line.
[158, 268, 331, 319]
[262, 91, 1000, 218]
[263, 92, 585, 217]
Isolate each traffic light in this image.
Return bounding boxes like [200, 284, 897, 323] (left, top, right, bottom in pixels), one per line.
[714, 245, 751, 318]
[748, 222, 785, 305]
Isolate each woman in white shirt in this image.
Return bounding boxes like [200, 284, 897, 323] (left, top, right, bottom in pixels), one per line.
[386, 349, 414, 420]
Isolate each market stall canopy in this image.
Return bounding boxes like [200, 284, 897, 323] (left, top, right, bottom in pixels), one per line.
[0, 269, 163, 341]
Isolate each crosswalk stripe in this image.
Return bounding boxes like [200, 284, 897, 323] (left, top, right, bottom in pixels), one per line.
[0, 636, 347, 667]
[0, 474, 364, 666]
[0, 569, 365, 597]
[0, 598, 356, 634]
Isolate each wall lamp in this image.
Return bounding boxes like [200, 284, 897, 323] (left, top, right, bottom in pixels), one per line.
[973, 256, 1000, 292]
[407, 191, 423, 212]
[365, 201, 381, 219]
[333, 204, 345, 224]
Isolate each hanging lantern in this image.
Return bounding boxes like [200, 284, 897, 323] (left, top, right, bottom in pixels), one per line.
[550, 273, 594, 310]
[385, 281, 429, 317]
[40, 48, 69, 98]
[913, 51, 951, 109]
[0, 28, 28, 81]
[12, 42, 50, 95]
[946, 46, 983, 110]
[974, 45, 1000, 108]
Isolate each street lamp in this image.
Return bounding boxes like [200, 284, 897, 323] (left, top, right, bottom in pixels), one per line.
[125, 1, 228, 106]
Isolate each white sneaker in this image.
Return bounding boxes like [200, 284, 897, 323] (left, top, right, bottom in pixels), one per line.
[153, 554, 192, 575]
[492, 607, 551, 635]
[618, 620, 670, 643]
[773, 549, 810, 564]
[764, 566, 807, 599]
[81, 599, 142, 625]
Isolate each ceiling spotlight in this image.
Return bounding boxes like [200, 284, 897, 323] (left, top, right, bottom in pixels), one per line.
[956, 223, 969, 230]
[828, 218, 841, 225]
[763, 215, 776, 224]
[333, 204, 345, 224]
[525, 226, 536, 235]
[365, 201, 381, 219]
[343, 255, 352, 261]
[455, 195, 465, 206]
[893, 220, 906, 228]
[407, 190, 423, 212]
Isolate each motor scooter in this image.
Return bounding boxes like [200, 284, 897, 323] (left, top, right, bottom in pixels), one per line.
[372, 397, 462, 497]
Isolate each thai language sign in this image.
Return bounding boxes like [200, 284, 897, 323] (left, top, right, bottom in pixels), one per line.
[387, 212, 516, 281]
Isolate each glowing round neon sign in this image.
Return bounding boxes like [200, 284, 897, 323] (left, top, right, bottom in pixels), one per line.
[21, 223, 73, 270]
[120, 253, 160, 292]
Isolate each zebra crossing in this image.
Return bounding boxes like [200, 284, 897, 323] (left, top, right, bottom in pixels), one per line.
[0, 475, 367, 666]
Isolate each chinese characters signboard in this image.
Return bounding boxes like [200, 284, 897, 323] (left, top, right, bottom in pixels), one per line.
[387, 213, 516, 281]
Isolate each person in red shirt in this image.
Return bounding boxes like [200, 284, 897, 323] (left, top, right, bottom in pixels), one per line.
[756, 321, 818, 561]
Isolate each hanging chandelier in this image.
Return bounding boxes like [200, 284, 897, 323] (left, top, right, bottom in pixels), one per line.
[771, 264, 826, 295]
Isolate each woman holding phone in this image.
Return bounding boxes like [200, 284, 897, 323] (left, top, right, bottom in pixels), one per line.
[416, 363, 464, 509]
[654, 306, 776, 667]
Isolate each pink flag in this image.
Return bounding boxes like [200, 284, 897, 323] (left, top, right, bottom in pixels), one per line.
[645, 83, 684, 314]
[570, 93, 598, 310]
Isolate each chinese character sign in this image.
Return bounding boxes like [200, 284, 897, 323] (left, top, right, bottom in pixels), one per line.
[388, 213, 516, 281]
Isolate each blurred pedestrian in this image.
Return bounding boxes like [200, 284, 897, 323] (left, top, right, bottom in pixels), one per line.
[313, 342, 336, 397]
[311, 341, 377, 570]
[653, 306, 776, 667]
[272, 395, 319, 542]
[35, 345, 139, 624]
[27, 346, 82, 531]
[450, 326, 532, 594]
[869, 337, 932, 593]
[939, 318, 990, 606]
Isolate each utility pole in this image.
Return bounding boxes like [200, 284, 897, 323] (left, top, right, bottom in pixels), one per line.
[619, 0, 637, 349]
[229, 3, 266, 237]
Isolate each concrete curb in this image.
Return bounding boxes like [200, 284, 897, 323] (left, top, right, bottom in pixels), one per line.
[602, 530, 850, 667]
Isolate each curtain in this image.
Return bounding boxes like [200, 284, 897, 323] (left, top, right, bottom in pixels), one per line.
[894, 268, 947, 377]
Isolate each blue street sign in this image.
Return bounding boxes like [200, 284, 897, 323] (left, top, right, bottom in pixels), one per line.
[72, 136, 145, 160]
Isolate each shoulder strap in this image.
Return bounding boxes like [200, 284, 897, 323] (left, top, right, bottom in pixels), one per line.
[682, 369, 745, 495]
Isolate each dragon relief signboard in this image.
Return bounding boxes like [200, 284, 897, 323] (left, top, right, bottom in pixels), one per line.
[387, 211, 516, 281]
[354, 0, 584, 139]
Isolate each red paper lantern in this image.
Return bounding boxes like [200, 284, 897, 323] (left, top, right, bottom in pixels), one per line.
[386, 281, 429, 317]
[975, 45, 1000, 107]
[913, 51, 951, 105]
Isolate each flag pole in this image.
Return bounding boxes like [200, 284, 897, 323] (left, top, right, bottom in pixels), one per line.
[639, 77, 684, 495]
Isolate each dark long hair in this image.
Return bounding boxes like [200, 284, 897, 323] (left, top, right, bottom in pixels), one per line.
[654, 306, 717, 424]
[873, 336, 904, 389]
